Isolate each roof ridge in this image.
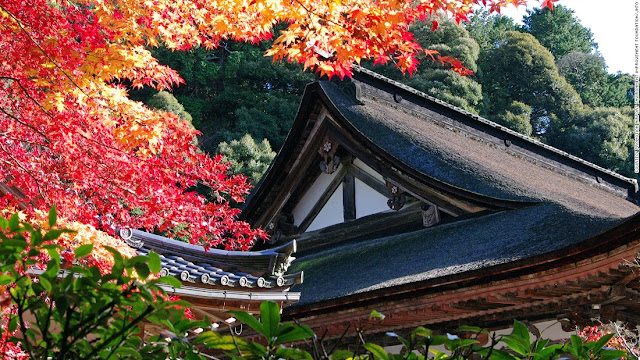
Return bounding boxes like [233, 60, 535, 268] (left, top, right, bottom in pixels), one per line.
[352, 65, 638, 190]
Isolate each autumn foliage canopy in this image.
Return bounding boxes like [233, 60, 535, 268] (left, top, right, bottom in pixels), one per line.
[0, 0, 557, 251]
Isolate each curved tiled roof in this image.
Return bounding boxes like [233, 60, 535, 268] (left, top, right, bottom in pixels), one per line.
[318, 73, 639, 218]
[119, 229, 302, 290]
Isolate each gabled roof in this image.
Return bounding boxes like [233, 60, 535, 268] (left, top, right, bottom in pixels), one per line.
[240, 66, 640, 334]
[242, 67, 638, 229]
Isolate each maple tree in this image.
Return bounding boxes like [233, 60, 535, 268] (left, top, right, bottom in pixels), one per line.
[1, 0, 558, 254]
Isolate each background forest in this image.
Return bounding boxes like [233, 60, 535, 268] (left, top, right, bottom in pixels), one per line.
[133, 5, 636, 184]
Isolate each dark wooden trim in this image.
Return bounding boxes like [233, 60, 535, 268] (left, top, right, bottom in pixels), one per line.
[285, 202, 424, 254]
[254, 112, 331, 227]
[343, 173, 356, 221]
[347, 164, 390, 198]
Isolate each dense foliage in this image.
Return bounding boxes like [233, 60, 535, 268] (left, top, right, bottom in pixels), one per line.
[1, 211, 635, 359]
[521, 5, 597, 60]
[217, 135, 277, 185]
[0, 209, 207, 359]
[367, 17, 484, 114]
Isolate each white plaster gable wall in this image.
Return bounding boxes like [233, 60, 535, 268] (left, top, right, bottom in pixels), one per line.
[307, 184, 344, 232]
[291, 157, 392, 232]
[355, 178, 390, 218]
[292, 172, 337, 227]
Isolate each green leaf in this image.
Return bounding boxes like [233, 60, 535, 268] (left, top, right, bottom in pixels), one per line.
[30, 230, 43, 247]
[38, 277, 52, 292]
[41, 259, 60, 280]
[570, 335, 583, 357]
[134, 263, 150, 279]
[184, 351, 204, 360]
[483, 348, 518, 360]
[512, 320, 531, 346]
[274, 347, 314, 360]
[48, 206, 57, 228]
[260, 300, 280, 340]
[228, 310, 265, 337]
[0, 275, 13, 285]
[370, 310, 385, 320]
[43, 229, 74, 242]
[8, 315, 17, 333]
[74, 244, 93, 258]
[459, 339, 479, 347]
[198, 332, 249, 351]
[428, 335, 449, 346]
[598, 349, 627, 360]
[24, 328, 38, 341]
[331, 350, 355, 360]
[411, 326, 432, 339]
[275, 324, 314, 344]
[534, 344, 565, 360]
[158, 276, 182, 288]
[104, 246, 124, 276]
[364, 343, 390, 360]
[248, 342, 267, 356]
[148, 251, 161, 274]
[8, 213, 19, 232]
[115, 347, 143, 359]
[0, 217, 7, 231]
[593, 333, 614, 353]
[501, 334, 530, 356]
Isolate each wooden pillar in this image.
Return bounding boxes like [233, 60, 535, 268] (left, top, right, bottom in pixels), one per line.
[343, 174, 356, 221]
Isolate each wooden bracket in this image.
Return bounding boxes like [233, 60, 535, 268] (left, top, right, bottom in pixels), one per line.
[386, 181, 407, 211]
[421, 204, 441, 227]
[319, 136, 340, 174]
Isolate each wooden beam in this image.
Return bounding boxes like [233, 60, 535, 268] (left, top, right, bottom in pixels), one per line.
[347, 164, 390, 198]
[343, 173, 356, 221]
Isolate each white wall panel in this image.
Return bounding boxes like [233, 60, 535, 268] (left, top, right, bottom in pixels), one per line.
[306, 184, 344, 232]
[355, 178, 390, 218]
[292, 172, 336, 227]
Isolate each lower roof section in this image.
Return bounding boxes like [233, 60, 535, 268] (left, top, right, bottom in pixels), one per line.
[119, 229, 302, 293]
[284, 210, 640, 338]
[288, 202, 627, 305]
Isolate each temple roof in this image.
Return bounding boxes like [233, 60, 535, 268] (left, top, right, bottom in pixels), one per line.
[318, 68, 638, 218]
[239, 66, 640, 331]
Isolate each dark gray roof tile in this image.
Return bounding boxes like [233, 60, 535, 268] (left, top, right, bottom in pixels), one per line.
[120, 229, 302, 289]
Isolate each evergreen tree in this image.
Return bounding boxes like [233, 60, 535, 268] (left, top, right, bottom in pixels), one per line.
[482, 31, 583, 136]
[465, 9, 517, 76]
[602, 73, 634, 108]
[557, 52, 609, 108]
[521, 5, 597, 60]
[493, 101, 533, 136]
[145, 91, 194, 123]
[217, 134, 277, 185]
[546, 107, 634, 176]
[369, 17, 484, 114]
[147, 38, 314, 154]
